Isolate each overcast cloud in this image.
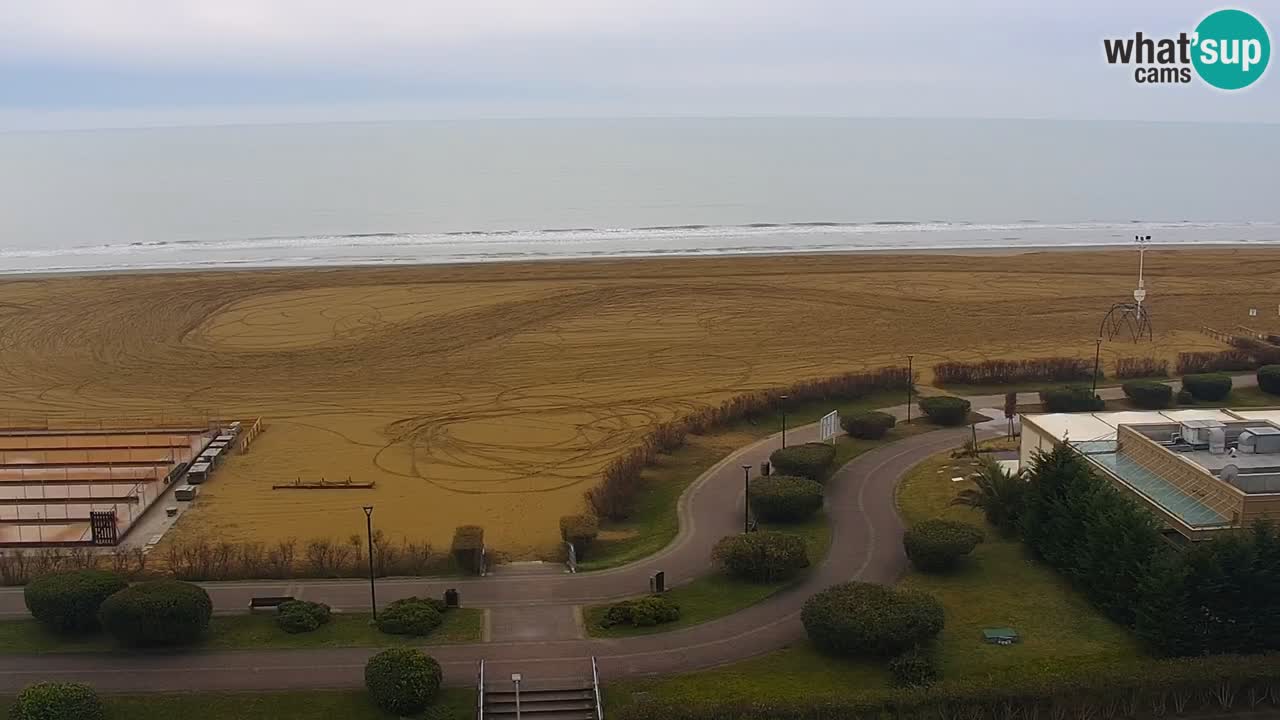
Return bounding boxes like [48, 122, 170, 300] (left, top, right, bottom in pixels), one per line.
[1, 0, 1276, 129]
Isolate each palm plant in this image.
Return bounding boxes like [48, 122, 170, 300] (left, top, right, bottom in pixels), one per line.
[950, 456, 1026, 535]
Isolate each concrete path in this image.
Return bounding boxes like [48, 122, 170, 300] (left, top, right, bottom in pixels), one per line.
[0, 422, 979, 692]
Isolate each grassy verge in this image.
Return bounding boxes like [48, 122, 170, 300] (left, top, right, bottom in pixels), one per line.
[584, 514, 831, 638]
[1095, 386, 1279, 411]
[0, 608, 484, 654]
[0, 689, 474, 720]
[605, 440, 1142, 713]
[579, 391, 910, 572]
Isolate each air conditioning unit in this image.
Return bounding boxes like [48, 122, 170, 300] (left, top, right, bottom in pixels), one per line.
[1240, 427, 1280, 455]
[175, 485, 198, 501]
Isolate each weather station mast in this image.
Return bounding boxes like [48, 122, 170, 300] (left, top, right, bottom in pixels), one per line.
[1091, 235, 1155, 392]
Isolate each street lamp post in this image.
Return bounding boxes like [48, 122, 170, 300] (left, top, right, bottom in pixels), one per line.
[780, 394, 790, 449]
[906, 355, 914, 424]
[512, 673, 523, 720]
[742, 465, 752, 534]
[362, 505, 377, 621]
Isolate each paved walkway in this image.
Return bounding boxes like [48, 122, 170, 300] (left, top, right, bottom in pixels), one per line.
[0, 420, 978, 692]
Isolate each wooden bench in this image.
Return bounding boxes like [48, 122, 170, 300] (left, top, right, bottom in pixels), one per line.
[248, 596, 294, 611]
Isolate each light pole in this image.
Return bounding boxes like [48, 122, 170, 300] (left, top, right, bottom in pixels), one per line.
[512, 673, 522, 719]
[742, 465, 752, 534]
[1091, 337, 1103, 395]
[362, 505, 377, 621]
[780, 394, 790, 449]
[906, 355, 914, 424]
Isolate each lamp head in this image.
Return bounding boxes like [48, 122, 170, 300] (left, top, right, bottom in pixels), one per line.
[362, 505, 373, 517]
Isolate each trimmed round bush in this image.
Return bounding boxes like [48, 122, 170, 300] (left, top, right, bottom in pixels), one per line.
[1038, 386, 1104, 413]
[712, 531, 809, 583]
[769, 442, 836, 481]
[377, 597, 443, 636]
[1122, 380, 1173, 409]
[903, 520, 984, 572]
[1260, 365, 1280, 396]
[364, 647, 442, 716]
[276, 600, 331, 634]
[801, 582, 945, 657]
[23, 570, 128, 634]
[600, 595, 680, 628]
[888, 647, 940, 688]
[749, 475, 824, 523]
[842, 411, 896, 439]
[9, 682, 104, 720]
[1182, 373, 1232, 401]
[1177, 389, 1195, 405]
[918, 396, 970, 426]
[98, 580, 212, 647]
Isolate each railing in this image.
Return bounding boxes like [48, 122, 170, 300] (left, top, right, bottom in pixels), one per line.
[592, 656, 604, 720]
[477, 659, 485, 720]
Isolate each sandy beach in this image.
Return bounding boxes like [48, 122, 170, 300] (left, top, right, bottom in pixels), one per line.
[0, 248, 1276, 557]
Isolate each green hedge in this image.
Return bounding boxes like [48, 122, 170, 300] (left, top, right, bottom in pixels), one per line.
[600, 595, 680, 628]
[560, 514, 599, 559]
[98, 580, 212, 647]
[749, 475, 824, 523]
[841, 411, 896, 439]
[1182, 373, 1232, 401]
[918, 396, 970, 426]
[276, 600, 331, 634]
[769, 443, 836, 481]
[1260, 365, 1280, 395]
[712, 531, 809, 583]
[9, 682, 105, 720]
[23, 570, 127, 634]
[615, 654, 1280, 720]
[451, 525, 484, 574]
[1122, 379, 1173, 409]
[364, 648, 442, 716]
[903, 519, 984, 572]
[376, 597, 443, 636]
[888, 646, 940, 688]
[1038, 386, 1104, 412]
[801, 582, 944, 658]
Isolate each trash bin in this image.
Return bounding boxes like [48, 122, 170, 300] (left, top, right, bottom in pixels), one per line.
[444, 588, 459, 608]
[760, 461, 771, 476]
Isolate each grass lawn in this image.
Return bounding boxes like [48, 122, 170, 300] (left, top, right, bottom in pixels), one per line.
[0, 689, 475, 719]
[580, 391, 912, 572]
[933, 378, 1118, 396]
[0, 608, 484, 653]
[584, 513, 831, 638]
[605, 440, 1145, 714]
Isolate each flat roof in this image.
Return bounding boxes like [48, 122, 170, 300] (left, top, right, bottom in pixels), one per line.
[1230, 410, 1280, 424]
[1025, 408, 1270, 443]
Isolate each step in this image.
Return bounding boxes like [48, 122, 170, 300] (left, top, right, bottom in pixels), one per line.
[484, 712, 595, 720]
[486, 689, 594, 703]
[485, 699, 596, 713]
[487, 560, 568, 577]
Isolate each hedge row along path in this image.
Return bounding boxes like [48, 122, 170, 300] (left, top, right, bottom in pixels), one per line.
[0, 372, 1260, 693]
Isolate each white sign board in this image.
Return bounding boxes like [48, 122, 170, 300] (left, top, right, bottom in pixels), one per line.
[819, 410, 840, 444]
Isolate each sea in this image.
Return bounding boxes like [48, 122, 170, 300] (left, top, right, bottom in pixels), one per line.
[0, 118, 1277, 275]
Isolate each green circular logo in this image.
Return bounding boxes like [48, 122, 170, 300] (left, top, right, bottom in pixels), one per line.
[1192, 9, 1270, 90]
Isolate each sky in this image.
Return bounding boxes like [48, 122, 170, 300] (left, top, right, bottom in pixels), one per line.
[1, 0, 1276, 130]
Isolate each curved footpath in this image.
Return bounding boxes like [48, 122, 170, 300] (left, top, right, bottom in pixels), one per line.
[0, 419, 978, 693]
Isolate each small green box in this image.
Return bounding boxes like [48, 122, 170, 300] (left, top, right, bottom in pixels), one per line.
[982, 627, 1019, 645]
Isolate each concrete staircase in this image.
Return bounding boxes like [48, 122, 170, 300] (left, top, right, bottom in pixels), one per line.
[483, 679, 598, 719]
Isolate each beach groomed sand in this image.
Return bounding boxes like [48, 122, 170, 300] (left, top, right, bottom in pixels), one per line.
[0, 249, 1276, 557]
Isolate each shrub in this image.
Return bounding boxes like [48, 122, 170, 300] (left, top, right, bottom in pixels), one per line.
[749, 476, 824, 523]
[364, 648, 442, 716]
[275, 600, 331, 634]
[769, 443, 836, 481]
[1114, 356, 1169, 378]
[801, 582, 944, 657]
[451, 525, 484, 574]
[376, 597, 443, 636]
[918, 396, 970, 426]
[600, 595, 680, 628]
[1038, 386, 1103, 413]
[950, 458, 1025, 535]
[1261, 365, 1280, 395]
[1182, 373, 1232, 401]
[1122, 379, 1173, 409]
[931, 357, 1090, 385]
[9, 682, 104, 720]
[23, 570, 127, 634]
[98, 580, 211, 647]
[559, 514, 599, 559]
[1177, 389, 1195, 405]
[841, 411, 895, 439]
[903, 520, 984, 572]
[888, 647, 939, 688]
[712, 531, 809, 583]
[1177, 350, 1254, 374]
